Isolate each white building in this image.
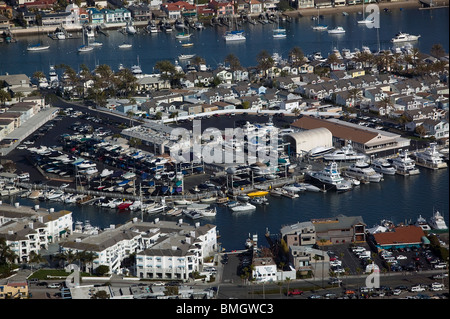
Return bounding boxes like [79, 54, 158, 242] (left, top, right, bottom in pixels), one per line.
[135, 219, 217, 282]
[252, 257, 277, 283]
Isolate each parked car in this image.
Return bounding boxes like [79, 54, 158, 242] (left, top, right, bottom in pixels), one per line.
[287, 289, 303, 296]
[47, 283, 61, 289]
[396, 255, 407, 260]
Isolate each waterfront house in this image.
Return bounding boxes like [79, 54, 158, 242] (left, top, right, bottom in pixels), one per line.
[88, 7, 104, 24]
[0, 74, 34, 98]
[209, 0, 235, 16]
[247, 0, 263, 14]
[102, 8, 131, 24]
[128, 3, 152, 21]
[421, 119, 449, 139]
[295, 0, 314, 9]
[314, 0, 333, 8]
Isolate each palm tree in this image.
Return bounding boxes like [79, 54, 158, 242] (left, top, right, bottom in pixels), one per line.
[0, 237, 17, 265]
[256, 50, 274, 78]
[154, 60, 176, 82]
[289, 46, 305, 68]
[115, 67, 137, 97]
[0, 89, 11, 106]
[28, 251, 46, 271]
[430, 43, 445, 59]
[224, 53, 241, 71]
[32, 71, 46, 84]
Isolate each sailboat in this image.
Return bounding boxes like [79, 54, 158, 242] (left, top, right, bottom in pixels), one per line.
[27, 26, 50, 51]
[357, 1, 374, 24]
[272, 14, 287, 38]
[78, 27, 93, 52]
[312, 8, 328, 31]
[224, 16, 246, 42]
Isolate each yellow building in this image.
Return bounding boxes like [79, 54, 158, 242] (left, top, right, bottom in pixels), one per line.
[0, 281, 29, 299]
[351, 69, 366, 78]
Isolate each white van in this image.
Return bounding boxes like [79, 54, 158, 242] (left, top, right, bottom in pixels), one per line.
[410, 285, 425, 292]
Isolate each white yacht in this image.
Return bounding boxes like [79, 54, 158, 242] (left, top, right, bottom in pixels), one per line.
[345, 161, 383, 183]
[391, 32, 420, 43]
[0, 185, 21, 196]
[307, 162, 353, 192]
[429, 210, 448, 230]
[415, 215, 431, 231]
[414, 143, 448, 170]
[230, 202, 256, 212]
[389, 149, 420, 175]
[126, 21, 137, 35]
[371, 159, 396, 175]
[224, 30, 246, 42]
[328, 26, 346, 34]
[323, 142, 367, 162]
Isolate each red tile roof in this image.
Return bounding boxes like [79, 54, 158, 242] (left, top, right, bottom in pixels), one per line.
[373, 226, 425, 246]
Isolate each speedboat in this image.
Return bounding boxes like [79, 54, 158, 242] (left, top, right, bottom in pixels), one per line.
[328, 26, 345, 34]
[183, 209, 203, 219]
[117, 201, 133, 210]
[371, 159, 396, 175]
[249, 196, 269, 205]
[429, 210, 448, 230]
[344, 161, 383, 183]
[307, 161, 353, 192]
[230, 202, 256, 212]
[179, 54, 196, 60]
[323, 143, 367, 162]
[199, 207, 217, 217]
[413, 143, 447, 170]
[118, 43, 132, 49]
[389, 149, 420, 175]
[391, 32, 420, 43]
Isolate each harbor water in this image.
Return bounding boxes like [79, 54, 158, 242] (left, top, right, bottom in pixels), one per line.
[9, 166, 449, 251]
[0, 8, 449, 75]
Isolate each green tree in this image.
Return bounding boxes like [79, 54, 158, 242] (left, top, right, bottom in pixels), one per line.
[430, 43, 445, 59]
[289, 46, 305, 68]
[0, 89, 11, 106]
[224, 53, 242, 71]
[256, 50, 274, 77]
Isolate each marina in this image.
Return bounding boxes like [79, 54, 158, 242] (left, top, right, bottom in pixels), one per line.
[0, 2, 448, 282]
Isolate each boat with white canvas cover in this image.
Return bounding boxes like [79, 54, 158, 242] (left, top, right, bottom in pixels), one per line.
[230, 202, 256, 212]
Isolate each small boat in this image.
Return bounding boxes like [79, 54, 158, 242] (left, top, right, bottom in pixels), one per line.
[281, 190, 299, 198]
[312, 24, 328, 31]
[328, 26, 346, 34]
[183, 209, 203, 219]
[27, 43, 50, 51]
[175, 32, 191, 39]
[249, 196, 269, 205]
[174, 199, 193, 205]
[371, 159, 396, 175]
[119, 43, 132, 49]
[269, 189, 283, 197]
[342, 12, 349, 16]
[230, 202, 256, 212]
[178, 54, 196, 60]
[181, 42, 194, 47]
[200, 207, 217, 217]
[200, 197, 217, 203]
[117, 201, 133, 210]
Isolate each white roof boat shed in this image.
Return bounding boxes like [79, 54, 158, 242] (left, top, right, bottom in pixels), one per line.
[283, 127, 333, 157]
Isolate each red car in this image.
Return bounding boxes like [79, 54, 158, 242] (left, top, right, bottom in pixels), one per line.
[287, 289, 303, 296]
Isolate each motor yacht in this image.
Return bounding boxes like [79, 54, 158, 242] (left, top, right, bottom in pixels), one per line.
[429, 210, 448, 230]
[328, 26, 345, 34]
[371, 159, 396, 175]
[389, 149, 420, 175]
[323, 143, 367, 162]
[345, 161, 383, 182]
[414, 143, 447, 170]
[391, 32, 420, 43]
[307, 162, 353, 191]
[230, 202, 256, 212]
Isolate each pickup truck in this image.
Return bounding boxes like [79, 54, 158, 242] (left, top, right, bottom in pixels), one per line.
[287, 289, 303, 296]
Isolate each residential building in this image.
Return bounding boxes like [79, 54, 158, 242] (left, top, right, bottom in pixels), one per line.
[135, 219, 217, 282]
[252, 257, 277, 282]
[0, 281, 29, 299]
[280, 221, 316, 247]
[209, 0, 235, 16]
[102, 8, 132, 24]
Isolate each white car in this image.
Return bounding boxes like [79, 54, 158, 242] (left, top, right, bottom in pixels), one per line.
[47, 283, 61, 289]
[396, 255, 407, 260]
[392, 289, 402, 296]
